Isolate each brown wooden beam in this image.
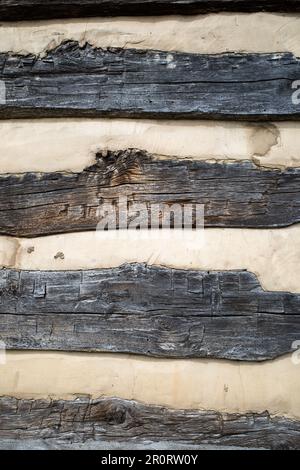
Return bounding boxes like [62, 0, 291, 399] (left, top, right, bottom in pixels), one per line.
[0, 397, 299, 449]
[0, 150, 299, 236]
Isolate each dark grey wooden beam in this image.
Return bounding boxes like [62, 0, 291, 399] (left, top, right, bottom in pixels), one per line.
[0, 397, 299, 449]
[1, 1, 300, 21]
[1, 43, 300, 120]
[1, 265, 299, 360]
[0, 0, 300, 21]
[0, 150, 299, 236]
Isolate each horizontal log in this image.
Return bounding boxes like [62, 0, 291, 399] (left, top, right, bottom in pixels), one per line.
[1, 43, 300, 120]
[0, 397, 299, 449]
[0, 150, 299, 236]
[1, 264, 299, 360]
[1, 1, 300, 22]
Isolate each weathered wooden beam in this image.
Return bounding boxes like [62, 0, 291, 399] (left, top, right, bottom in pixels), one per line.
[1, 265, 299, 360]
[0, 150, 299, 236]
[0, 397, 299, 449]
[1, 1, 300, 21]
[2, 312, 299, 360]
[0, 43, 300, 120]
[0, 1, 298, 23]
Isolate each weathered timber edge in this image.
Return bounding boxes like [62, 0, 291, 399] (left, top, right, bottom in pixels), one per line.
[0, 396, 299, 449]
[1, 44, 300, 120]
[1, 264, 299, 360]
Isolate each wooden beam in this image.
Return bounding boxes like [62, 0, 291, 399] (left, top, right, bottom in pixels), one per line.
[0, 150, 299, 236]
[1, 265, 299, 360]
[1, 43, 300, 120]
[0, 397, 299, 449]
[1, 1, 300, 21]
[0, 0, 300, 21]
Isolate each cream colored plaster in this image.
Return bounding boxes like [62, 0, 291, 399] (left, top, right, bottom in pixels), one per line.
[0, 227, 299, 293]
[0, 119, 299, 173]
[0, 14, 300, 56]
[0, 352, 299, 420]
[0, 237, 19, 268]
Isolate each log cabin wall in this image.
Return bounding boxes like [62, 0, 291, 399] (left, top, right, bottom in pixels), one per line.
[0, 2, 300, 450]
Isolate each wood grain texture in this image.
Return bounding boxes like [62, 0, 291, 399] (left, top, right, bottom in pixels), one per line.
[0, 149, 299, 236]
[1, 264, 299, 360]
[0, 397, 299, 449]
[1, 1, 300, 21]
[1, 43, 300, 120]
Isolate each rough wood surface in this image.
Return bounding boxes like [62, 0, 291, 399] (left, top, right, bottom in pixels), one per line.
[0, 0, 300, 21]
[0, 150, 299, 236]
[0, 440, 250, 450]
[1, 264, 299, 360]
[1, 43, 300, 120]
[0, 397, 299, 449]
[1, 0, 300, 21]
